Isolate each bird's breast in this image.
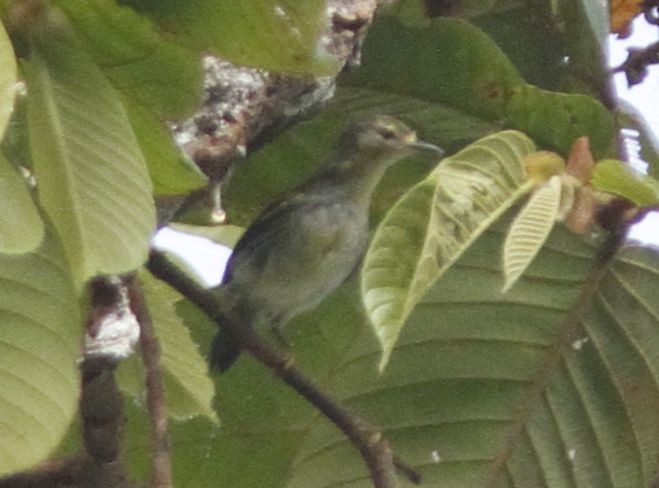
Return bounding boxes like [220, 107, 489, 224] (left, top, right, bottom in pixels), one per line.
[227, 199, 368, 328]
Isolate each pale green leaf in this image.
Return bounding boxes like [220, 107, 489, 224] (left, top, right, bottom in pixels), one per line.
[0, 19, 16, 140]
[361, 130, 536, 371]
[591, 159, 659, 206]
[0, 228, 80, 476]
[0, 152, 44, 252]
[23, 14, 155, 284]
[128, 273, 217, 422]
[502, 175, 562, 293]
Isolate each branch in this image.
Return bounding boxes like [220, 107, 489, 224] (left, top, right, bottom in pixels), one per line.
[125, 276, 173, 488]
[146, 251, 421, 488]
[612, 40, 659, 86]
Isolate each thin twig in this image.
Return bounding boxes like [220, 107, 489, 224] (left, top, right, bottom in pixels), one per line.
[126, 276, 173, 488]
[612, 40, 659, 86]
[146, 250, 421, 488]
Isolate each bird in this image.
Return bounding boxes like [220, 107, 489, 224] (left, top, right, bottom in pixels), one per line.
[211, 115, 442, 372]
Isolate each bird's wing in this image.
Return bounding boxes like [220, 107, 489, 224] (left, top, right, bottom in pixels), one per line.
[222, 190, 330, 283]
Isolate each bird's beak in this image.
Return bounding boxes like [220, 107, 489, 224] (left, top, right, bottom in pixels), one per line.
[407, 140, 444, 155]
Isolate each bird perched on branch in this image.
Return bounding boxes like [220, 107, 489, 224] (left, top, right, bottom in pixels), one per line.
[211, 115, 442, 372]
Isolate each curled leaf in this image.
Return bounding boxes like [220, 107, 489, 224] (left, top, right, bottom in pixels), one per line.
[502, 175, 562, 293]
[592, 159, 659, 206]
[524, 151, 565, 183]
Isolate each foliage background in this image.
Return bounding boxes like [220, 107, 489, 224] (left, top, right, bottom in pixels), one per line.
[0, 1, 658, 487]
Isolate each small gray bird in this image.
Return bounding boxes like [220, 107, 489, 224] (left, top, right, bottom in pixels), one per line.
[211, 115, 442, 371]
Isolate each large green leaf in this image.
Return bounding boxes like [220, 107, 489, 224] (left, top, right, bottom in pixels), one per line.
[0, 228, 80, 476]
[23, 13, 155, 284]
[592, 159, 659, 206]
[56, 0, 202, 119]
[0, 152, 44, 253]
[140, 273, 217, 422]
[0, 25, 33, 252]
[343, 16, 614, 158]
[361, 131, 536, 370]
[133, 222, 659, 488]
[0, 18, 15, 140]
[289, 228, 659, 487]
[121, 0, 338, 75]
[223, 15, 614, 226]
[55, 0, 207, 195]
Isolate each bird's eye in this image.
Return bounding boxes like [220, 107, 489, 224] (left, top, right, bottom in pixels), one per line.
[378, 127, 397, 140]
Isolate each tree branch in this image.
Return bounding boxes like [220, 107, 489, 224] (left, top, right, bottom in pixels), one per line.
[612, 40, 659, 86]
[125, 276, 173, 488]
[146, 250, 421, 488]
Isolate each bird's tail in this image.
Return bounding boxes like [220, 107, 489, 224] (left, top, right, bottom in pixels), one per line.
[210, 329, 242, 372]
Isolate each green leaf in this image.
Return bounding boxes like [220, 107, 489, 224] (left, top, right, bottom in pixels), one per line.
[362, 130, 536, 371]
[55, 0, 207, 196]
[0, 19, 16, 140]
[56, 0, 203, 119]
[123, 98, 207, 196]
[502, 175, 562, 293]
[23, 13, 155, 284]
[122, 0, 339, 76]
[139, 223, 659, 487]
[343, 16, 614, 157]
[288, 226, 659, 488]
[556, 0, 611, 97]
[0, 227, 80, 476]
[505, 84, 614, 159]
[471, 4, 567, 91]
[117, 273, 218, 422]
[0, 152, 44, 252]
[592, 159, 659, 206]
[143, 273, 217, 421]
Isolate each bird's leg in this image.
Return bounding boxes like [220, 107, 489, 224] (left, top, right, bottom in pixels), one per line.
[270, 322, 291, 352]
[269, 324, 296, 370]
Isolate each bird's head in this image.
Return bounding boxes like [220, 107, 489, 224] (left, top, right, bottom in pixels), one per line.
[337, 115, 443, 166]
